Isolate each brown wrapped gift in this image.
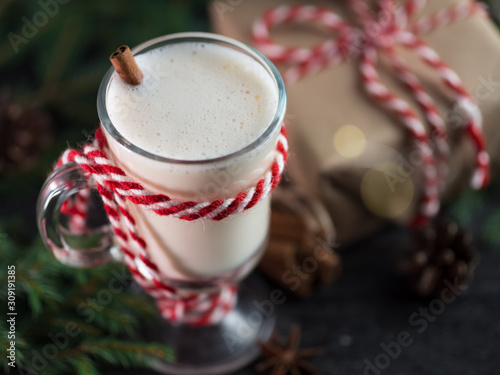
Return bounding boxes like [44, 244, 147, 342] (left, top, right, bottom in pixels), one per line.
[209, 0, 500, 244]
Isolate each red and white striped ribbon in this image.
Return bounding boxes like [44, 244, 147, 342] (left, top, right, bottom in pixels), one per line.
[60, 189, 90, 233]
[57, 125, 287, 325]
[252, 0, 490, 228]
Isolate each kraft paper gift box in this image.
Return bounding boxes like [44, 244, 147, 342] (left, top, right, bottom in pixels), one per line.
[209, 0, 500, 244]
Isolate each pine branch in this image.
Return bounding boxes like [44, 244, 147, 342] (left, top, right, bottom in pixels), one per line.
[45, 317, 103, 337]
[0, 236, 64, 316]
[1, 226, 174, 374]
[110, 292, 158, 318]
[68, 355, 100, 375]
[80, 339, 175, 367]
[50, 340, 174, 373]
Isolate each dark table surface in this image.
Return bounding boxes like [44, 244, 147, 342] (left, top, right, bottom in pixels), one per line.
[117, 223, 500, 375]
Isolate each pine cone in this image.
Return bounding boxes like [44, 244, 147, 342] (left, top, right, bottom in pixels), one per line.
[0, 96, 52, 174]
[399, 219, 479, 297]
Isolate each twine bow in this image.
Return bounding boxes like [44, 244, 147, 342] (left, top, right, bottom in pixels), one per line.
[253, 0, 490, 227]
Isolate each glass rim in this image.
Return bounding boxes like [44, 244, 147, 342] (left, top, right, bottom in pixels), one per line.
[97, 32, 287, 166]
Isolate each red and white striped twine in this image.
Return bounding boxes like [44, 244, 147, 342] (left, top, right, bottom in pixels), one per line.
[252, 0, 490, 228]
[57, 125, 288, 326]
[61, 189, 90, 233]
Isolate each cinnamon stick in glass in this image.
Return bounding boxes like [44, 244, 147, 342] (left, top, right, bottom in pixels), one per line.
[110, 45, 143, 85]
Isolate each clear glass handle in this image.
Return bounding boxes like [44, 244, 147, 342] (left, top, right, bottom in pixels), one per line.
[37, 163, 123, 268]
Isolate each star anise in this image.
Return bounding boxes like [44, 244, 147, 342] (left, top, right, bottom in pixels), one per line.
[256, 324, 324, 375]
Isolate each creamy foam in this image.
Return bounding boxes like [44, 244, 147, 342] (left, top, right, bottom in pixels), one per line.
[106, 42, 278, 160]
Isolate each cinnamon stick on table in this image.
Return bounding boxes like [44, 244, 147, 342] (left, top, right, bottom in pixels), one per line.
[110, 45, 143, 85]
[260, 206, 342, 298]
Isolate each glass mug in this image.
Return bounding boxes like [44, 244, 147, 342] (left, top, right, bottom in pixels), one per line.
[37, 33, 286, 374]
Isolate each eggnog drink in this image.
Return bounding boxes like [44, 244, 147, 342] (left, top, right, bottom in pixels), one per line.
[102, 37, 282, 279]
